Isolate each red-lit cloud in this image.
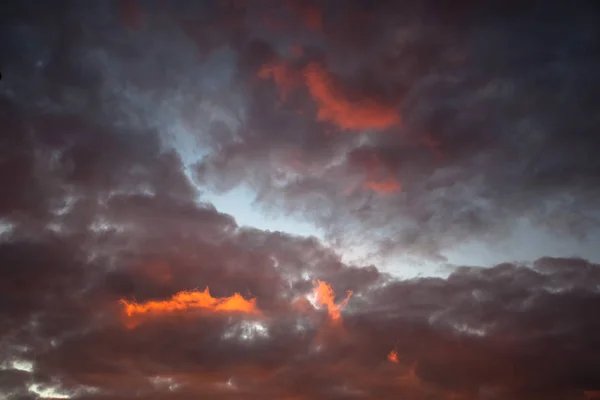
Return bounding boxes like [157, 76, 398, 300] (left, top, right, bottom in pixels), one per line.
[363, 178, 402, 194]
[120, 288, 260, 322]
[304, 63, 401, 131]
[258, 61, 401, 131]
[311, 280, 352, 323]
[4, 2, 600, 400]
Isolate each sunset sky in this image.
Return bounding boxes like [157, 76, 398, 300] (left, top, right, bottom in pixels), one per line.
[2, 1, 600, 399]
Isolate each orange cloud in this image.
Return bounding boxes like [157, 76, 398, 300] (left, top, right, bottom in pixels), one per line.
[312, 280, 352, 322]
[304, 63, 400, 131]
[388, 350, 399, 363]
[363, 178, 401, 194]
[120, 288, 260, 323]
[258, 61, 400, 132]
[361, 154, 401, 194]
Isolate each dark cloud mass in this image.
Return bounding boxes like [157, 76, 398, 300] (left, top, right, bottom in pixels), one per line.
[1, 1, 600, 399]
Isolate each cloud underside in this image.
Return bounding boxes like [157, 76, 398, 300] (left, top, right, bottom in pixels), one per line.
[2, 1, 600, 399]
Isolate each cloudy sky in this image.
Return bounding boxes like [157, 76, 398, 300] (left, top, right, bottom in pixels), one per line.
[2, 1, 600, 399]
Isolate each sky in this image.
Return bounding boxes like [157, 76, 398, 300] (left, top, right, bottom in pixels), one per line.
[1, 0, 600, 399]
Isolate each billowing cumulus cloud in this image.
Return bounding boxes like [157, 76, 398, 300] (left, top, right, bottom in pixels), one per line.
[1, 1, 600, 399]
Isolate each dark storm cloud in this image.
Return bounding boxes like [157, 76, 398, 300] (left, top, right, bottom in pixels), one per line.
[191, 1, 600, 259]
[2, 1, 600, 399]
[3, 217, 600, 399]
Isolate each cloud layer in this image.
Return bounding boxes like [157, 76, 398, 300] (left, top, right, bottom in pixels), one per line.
[1, 1, 600, 399]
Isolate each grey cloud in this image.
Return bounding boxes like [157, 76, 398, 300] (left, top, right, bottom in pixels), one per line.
[2, 2, 600, 399]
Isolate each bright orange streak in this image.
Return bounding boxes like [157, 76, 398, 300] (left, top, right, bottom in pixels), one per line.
[388, 350, 399, 363]
[312, 280, 352, 322]
[304, 63, 400, 131]
[120, 288, 259, 318]
[363, 178, 401, 194]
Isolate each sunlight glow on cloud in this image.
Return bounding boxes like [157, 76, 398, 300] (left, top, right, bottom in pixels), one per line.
[3, 1, 600, 399]
[120, 288, 260, 328]
[311, 280, 353, 323]
[304, 63, 401, 131]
